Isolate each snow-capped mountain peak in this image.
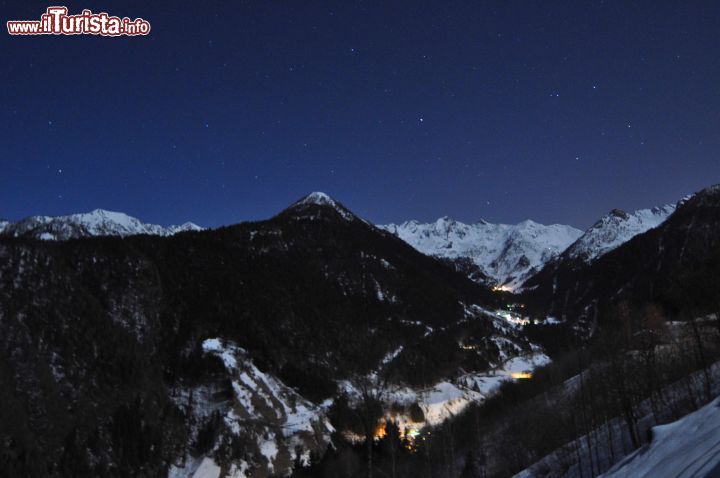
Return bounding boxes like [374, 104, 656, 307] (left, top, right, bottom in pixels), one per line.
[167, 221, 204, 234]
[285, 192, 357, 222]
[379, 218, 582, 290]
[1, 208, 203, 241]
[562, 203, 676, 263]
[297, 191, 337, 206]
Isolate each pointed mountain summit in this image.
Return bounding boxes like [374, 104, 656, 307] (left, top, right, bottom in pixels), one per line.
[295, 191, 339, 207]
[278, 191, 359, 222]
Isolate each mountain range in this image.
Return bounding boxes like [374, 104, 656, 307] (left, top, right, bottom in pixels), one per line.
[379, 218, 583, 290]
[1, 195, 679, 293]
[0, 192, 538, 478]
[2, 188, 717, 478]
[0, 209, 202, 240]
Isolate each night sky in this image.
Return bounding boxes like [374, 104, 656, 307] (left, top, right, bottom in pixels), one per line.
[2, 1, 719, 229]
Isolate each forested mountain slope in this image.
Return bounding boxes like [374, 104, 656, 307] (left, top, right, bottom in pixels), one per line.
[0, 193, 534, 477]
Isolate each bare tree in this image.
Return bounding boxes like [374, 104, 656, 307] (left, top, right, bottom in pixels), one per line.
[353, 372, 386, 478]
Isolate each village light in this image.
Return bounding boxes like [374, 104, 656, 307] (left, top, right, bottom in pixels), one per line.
[511, 372, 533, 379]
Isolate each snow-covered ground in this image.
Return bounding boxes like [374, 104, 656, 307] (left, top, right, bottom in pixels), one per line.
[203, 337, 332, 435]
[600, 396, 720, 478]
[458, 353, 551, 397]
[515, 360, 720, 478]
[379, 217, 582, 290]
[340, 351, 551, 440]
[168, 338, 332, 478]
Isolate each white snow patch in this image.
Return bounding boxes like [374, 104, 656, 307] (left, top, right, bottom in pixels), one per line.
[260, 438, 279, 470]
[191, 457, 221, 478]
[420, 381, 483, 425]
[227, 462, 249, 478]
[202, 338, 237, 369]
[382, 346, 403, 365]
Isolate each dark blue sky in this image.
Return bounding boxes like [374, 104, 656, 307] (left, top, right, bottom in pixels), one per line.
[2, 1, 719, 229]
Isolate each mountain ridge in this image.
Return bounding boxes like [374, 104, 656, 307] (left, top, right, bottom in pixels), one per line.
[2, 192, 686, 296]
[522, 184, 720, 337]
[379, 217, 583, 290]
[559, 203, 677, 264]
[0, 208, 202, 240]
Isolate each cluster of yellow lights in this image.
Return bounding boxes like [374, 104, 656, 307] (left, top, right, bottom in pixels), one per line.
[510, 372, 533, 379]
[492, 285, 515, 292]
[404, 428, 422, 452]
[373, 422, 424, 453]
